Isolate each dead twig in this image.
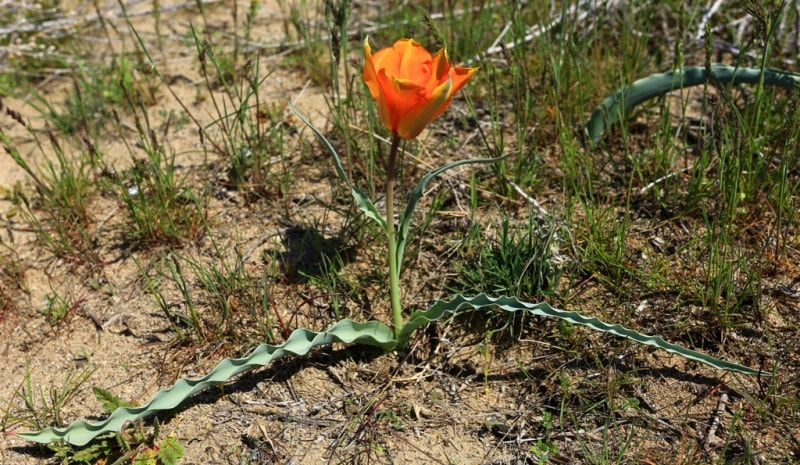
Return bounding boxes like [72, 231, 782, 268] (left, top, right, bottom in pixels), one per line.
[705, 391, 729, 450]
[505, 177, 548, 216]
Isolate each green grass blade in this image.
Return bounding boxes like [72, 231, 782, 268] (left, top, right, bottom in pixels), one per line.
[18, 319, 396, 446]
[586, 64, 800, 146]
[399, 294, 768, 377]
[396, 156, 504, 274]
[289, 103, 387, 232]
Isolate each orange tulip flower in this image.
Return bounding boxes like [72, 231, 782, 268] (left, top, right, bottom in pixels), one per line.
[363, 37, 477, 140]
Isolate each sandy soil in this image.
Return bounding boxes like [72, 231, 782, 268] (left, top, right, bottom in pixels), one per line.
[0, 1, 797, 465]
[0, 1, 541, 463]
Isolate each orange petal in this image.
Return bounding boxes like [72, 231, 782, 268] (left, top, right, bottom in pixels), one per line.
[372, 39, 412, 78]
[372, 47, 396, 75]
[397, 40, 433, 87]
[392, 38, 417, 58]
[375, 69, 427, 134]
[430, 47, 450, 83]
[395, 76, 452, 139]
[448, 66, 478, 95]
[362, 37, 381, 101]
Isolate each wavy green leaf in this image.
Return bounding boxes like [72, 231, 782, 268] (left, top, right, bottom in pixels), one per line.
[395, 156, 505, 274]
[18, 319, 396, 446]
[399, 294, 768, 377]
[289, 103, 387, 232]
[20, 294, 769, 447]
[586, 64, 800, 147]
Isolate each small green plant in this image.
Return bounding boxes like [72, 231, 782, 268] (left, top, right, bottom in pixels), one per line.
[191, 25, 289, 202]
[529, 438, 558, 464]
[3, 362, 96, 432]
[282, 0, 332, 86]
[0, 112, 100, 265]
[135, 254, 201, 344]
[49, 398, 183, 465]
[30, 53, 159, 140]
[188, 248, 277, 349]
[114, 99, 207, 248]
[453, 214, 562, 300]
[138, 248, 278, 351]
[451, 214, 563, 337]
[41, 292, 71, 326]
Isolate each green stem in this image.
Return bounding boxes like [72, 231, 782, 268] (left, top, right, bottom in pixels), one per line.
[386, 134, 403, 339]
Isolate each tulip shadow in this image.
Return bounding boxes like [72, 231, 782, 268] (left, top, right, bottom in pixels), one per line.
[269, 225, 357, 283]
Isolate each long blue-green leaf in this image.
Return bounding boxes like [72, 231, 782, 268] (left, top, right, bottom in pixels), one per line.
[289, 103, 387, 232]
[586, 64, 800, 147]
[18, 319, 396, 446]
[396, 156, 505, 274]
[399, 294, 767, 377]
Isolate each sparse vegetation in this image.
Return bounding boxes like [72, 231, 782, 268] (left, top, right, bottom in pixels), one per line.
[0, 0, 798, 463]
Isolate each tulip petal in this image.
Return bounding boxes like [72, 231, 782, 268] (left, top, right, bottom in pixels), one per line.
[372, 47, 396, 75]
[397, 40, 433, 87]
[395, 76, 453, 140]
[371, 39, 409, 80]
[362, 37, 381, 101]
[449, 66, 478, 95]
[373, 70, 426, 135]
[430, 47, 450, 82]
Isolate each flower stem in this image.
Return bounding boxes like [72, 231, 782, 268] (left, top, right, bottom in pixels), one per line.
[385, 134, 403, 339]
